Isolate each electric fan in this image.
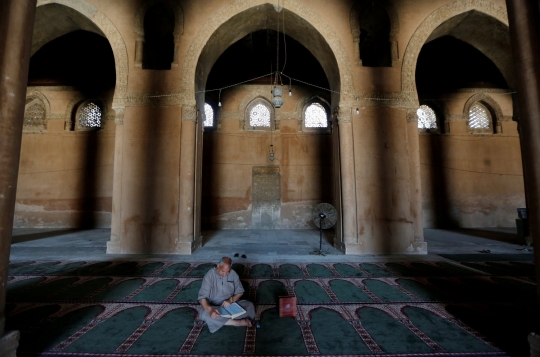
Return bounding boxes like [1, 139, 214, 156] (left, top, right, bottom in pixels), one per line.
[311, 203, 338, 256]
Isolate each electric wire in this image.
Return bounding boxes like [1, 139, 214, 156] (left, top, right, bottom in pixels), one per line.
[281, 0, 287, 74]
[150, 70, 516, 103]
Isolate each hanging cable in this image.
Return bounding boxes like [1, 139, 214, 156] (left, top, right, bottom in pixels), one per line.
[288, 77, 292, 97]
[195, 72, 273, 94]
[281, 0, 287, 74]
[275, 0, 280, 86]
[144, 70, 516, 103]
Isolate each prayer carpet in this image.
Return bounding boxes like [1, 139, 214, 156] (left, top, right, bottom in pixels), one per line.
[6, 259, 537, 357]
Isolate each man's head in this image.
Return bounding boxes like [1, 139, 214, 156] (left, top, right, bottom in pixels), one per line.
[216, 256, 232, 277]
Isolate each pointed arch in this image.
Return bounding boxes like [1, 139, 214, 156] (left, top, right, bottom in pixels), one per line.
[401, 0, 510, 101]
[180, 1, 355, 109]
[25, 90, 51, 116]
[463, 92, 505, 133]
[24, 92, 49, 132]
[36, 0, 128, 110]
[245, 97, 275, 131]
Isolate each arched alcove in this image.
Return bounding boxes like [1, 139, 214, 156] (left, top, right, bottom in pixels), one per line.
[350, 0, 399, 67]
[35, 0, 128, 109]
[188, 4, 344, 245]
[142, 3, 175, 70]
[402, 1, 511, 97]
[133, 0, 184, 69]
[15, 2, 121, 229]
[407, 1, 524, 231]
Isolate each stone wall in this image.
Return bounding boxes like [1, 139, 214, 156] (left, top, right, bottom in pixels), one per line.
[201, 85, 334, 230]
[419, 90, 524, 228]
[14, 87, 115, 228]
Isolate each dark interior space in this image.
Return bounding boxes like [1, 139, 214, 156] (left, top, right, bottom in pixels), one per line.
[416, 36, 508, 95]
[206, 29, 329, 91]
[28, 30, 115, 90]
[358, 2, 392, 67]
[143, 2, 175, 70]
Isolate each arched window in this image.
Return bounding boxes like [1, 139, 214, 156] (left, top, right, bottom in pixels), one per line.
[417, 105, 437, 130]
[204, 103, 214, 127]
[249, 103, 271, 128]
[77, 101, 102, 130]
[143, 3, 175, 70]
[304, 102, 329, 128]
[468, 102, 491, 130]
[24, 97, 46, 131]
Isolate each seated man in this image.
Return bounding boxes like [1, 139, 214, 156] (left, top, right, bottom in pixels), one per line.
[198, 257, 255, 333]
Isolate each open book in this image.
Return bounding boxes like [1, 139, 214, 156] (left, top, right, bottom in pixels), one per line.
[219, 302, 246, 319]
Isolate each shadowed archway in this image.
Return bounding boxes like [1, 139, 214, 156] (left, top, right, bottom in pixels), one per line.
[181, 3, 351, 252]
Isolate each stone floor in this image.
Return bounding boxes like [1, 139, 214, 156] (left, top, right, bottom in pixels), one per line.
[9, 227, 533, 263]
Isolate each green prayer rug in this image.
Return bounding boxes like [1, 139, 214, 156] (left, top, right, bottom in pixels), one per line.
[7, 258, 533, 356]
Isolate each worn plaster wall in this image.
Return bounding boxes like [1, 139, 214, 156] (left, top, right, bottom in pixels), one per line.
[419, 91, 525, 228]
[201, 85, 335, 230]
[14, 88, 115, 228]
[116, 105, 182, 253]
[351, 106, 420, 253]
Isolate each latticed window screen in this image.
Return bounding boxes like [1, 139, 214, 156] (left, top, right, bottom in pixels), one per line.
[305, 103, 328, 128]
[249, 103, 271, 127]
[24, 98, 46, 129]
[417, 105, 437, 129]
[469, 103, 490, 129]
[79, 102, 102, 128]
[204, 103, 214, 127]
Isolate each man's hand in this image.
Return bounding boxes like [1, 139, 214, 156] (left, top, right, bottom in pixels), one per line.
[209, 308, 221, 319]
[221, 300, 232, 308]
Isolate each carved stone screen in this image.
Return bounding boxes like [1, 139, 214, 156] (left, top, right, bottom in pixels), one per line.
[204, 103, 214, 127]
[79, 102, 102, 128]
[305, 103, 328, 128]
[417, 105, 437, 129]
[24, 98, 46, 131]
[469, 103, 490, 129]
[252, 166, 281, 229]
[249, 103, 271, 127]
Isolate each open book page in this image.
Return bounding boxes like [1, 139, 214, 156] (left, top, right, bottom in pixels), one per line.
[219, 302, 246, 319]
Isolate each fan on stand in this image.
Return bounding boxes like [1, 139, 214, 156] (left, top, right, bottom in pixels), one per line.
[310, 203, 338, 256]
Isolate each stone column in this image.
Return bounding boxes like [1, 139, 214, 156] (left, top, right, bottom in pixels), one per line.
[0, 0, 37, 355]
[337, 107, 359, 253]
[177, 105, 197, 253]
[407, 110, 427, 253]
[107, 108, 125, 253]
[505, 1, 540, 353]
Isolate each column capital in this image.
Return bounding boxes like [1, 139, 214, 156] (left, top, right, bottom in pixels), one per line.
[113, 107, 125, 125]
[337, 106, 352, 124]
[182, 105, 197, 122]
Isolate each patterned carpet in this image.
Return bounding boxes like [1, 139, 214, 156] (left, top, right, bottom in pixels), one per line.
[6, 258, 537, 357]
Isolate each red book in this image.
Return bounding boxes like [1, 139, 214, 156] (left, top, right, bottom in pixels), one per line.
[279, 296, 297, 317]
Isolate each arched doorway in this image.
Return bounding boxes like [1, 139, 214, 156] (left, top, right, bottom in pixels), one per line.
[181, 3, 354, 252]
[403, 2, 525, 245]
[14, 2, 125, 232]
[201, 29, 334, 232]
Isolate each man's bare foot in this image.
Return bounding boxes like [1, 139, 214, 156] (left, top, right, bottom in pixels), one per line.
[225, 318, 252, 327]
[240, 319, 252, 327]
